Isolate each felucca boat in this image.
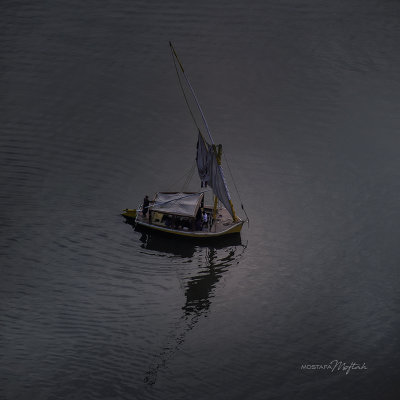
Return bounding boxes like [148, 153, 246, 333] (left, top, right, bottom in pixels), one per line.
[122, 43, 248, 238]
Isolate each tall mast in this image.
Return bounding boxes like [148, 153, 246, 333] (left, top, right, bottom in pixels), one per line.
[169, 42, 215, 146]
[169, 42, 238, 222]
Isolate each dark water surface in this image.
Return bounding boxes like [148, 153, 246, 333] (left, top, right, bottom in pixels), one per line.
[1, 1, 400, 399]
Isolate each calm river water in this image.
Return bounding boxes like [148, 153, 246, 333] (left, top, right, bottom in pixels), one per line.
[1, 1, 399, 399]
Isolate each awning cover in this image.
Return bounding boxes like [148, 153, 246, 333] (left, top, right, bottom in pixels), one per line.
[151, 192, 203, 218]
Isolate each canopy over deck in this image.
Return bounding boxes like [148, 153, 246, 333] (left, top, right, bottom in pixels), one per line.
[151, 192, 203, 218]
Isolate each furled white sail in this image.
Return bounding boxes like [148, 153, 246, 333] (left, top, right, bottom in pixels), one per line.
[196, 133, 234, 217]
[196, 132, 210, 184]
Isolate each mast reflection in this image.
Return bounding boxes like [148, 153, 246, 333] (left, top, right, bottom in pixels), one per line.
[182, 246, 238, 317]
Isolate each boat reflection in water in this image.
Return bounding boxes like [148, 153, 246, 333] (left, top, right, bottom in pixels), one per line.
[130, 225, 246, 384]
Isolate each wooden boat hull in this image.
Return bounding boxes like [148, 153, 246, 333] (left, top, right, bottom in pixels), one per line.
[122, 208, 244, 238]
[134, 219, 244, 238]
[134, 226, 243, 250]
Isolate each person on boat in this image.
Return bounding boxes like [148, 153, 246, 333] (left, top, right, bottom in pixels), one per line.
[202, 211, 208, 230]
[143, 195, 149, 217]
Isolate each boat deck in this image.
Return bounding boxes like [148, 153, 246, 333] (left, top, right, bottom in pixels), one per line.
[135, 206, 243, 237]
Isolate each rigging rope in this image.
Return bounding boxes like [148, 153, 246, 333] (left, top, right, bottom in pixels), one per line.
[182, 161, 196, 191]
[166, 160, 197, 192]
[223, 152, 250, 224]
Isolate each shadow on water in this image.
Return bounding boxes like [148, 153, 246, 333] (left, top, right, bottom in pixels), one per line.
[128, 224, 246, 385]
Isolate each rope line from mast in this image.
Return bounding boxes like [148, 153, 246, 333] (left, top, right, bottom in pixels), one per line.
[223, 152, 250, 224]
[182, 161, 196, 191]
[166, 159, 197, 192]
